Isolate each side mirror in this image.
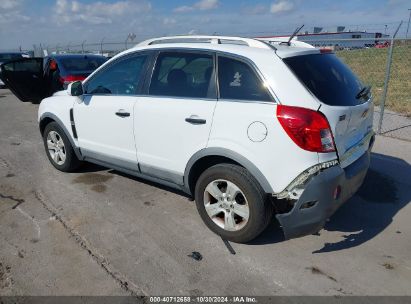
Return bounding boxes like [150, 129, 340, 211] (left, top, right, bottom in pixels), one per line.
[68, 81, 84, 97]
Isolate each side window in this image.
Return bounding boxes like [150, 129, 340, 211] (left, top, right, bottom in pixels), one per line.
[2, 58, 42, 73]
[149, 52, 214, 98]
[85, 54, 147, 95]
[218, 57, 272, 101]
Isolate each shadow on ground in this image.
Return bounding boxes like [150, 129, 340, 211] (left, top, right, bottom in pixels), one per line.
[109, 170, 192, 199]
[313, 152, 410, 253]
[76, 162, 107, 173]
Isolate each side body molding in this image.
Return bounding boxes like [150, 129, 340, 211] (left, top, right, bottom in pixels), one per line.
[184, 147, 274, 194]
[39, 112, 84, 160]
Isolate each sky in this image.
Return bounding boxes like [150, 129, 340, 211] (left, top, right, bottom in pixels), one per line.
[0, 0, 410, 49]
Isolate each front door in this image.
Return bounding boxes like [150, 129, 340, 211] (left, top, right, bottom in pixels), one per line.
[74, 53, 149, 169]
[134, 50, 217, 183]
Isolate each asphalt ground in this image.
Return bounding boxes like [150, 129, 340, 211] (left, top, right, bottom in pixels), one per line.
[1, 88, 411, 297]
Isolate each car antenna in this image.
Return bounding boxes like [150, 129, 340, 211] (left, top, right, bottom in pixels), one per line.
[283, 24, 304, 46]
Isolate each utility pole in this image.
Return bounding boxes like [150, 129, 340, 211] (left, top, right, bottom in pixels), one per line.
[100, 37, 105, 55]
[406, 8, 411, 38]
[81, 40, 86, 54]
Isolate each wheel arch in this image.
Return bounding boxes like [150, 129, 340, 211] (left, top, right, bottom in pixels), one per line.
[184, 148, 273, 195]
[39, 112, 83, 160]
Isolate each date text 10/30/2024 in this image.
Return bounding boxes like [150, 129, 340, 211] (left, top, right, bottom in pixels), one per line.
[149, 296, 257, 303]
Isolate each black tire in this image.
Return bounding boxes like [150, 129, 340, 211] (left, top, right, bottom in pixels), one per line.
[43, 122, 81, 172]
[194, 163, 273, 243]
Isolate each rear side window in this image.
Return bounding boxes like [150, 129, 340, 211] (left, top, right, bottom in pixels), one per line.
[284, 53, 364, 106]
[85, 54, 147, 95]
[149, 52, 214, 98]
[218, 56, 271, 102]
[2, 59, 42, 73]
[0, 53, 23, 61]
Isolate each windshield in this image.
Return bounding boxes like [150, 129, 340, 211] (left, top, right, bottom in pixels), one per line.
[59, 56, 107, 73]
[0, 53, 23, 62]
[284, 53, 367, 106]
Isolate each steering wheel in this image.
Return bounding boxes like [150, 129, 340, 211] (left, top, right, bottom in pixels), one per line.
[107, 81, 135, 95]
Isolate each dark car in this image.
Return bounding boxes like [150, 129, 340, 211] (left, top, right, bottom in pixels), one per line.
[0, 54, 107, 102]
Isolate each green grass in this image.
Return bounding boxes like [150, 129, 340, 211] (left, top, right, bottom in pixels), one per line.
[336, 42, 411, 116]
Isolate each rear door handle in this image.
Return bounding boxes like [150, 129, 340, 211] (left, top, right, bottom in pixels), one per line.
[115, 109, 130, 117]
[185, 115, 206, 125]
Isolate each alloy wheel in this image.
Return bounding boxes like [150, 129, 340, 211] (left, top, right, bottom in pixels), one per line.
[46, 131, 66, 165]
[203, 179, 250, 231]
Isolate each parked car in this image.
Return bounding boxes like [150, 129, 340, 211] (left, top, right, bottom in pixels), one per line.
[0, 52, 29, 87]
[2, 36, 375, 242]
[0, 54, 107, 102]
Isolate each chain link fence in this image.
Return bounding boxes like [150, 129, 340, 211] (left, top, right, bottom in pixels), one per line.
[334, 38, 411, 141]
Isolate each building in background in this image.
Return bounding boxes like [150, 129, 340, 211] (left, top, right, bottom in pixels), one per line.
[259, 26, 390, 49]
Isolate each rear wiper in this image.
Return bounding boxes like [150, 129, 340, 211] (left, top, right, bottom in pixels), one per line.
[280, 24, 304, 46]
[356, 85, 371, 99]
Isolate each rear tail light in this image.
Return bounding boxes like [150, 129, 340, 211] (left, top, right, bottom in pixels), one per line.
[320, 48, 333, 54]
[49, 60, 57, 71]
[276, 105, 336, 153]
[59, 75, 85, 85]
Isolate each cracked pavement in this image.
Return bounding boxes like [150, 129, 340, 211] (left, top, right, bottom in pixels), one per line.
[1, 88, 411, 296]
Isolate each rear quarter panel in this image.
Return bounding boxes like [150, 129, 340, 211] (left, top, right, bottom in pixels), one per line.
[207, 101, 320, 193]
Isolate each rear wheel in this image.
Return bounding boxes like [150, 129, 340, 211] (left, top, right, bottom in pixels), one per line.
[194, 163, 273, 243]
[43, 122, 81, 172]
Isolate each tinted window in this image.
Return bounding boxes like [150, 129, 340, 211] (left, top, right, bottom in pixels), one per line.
[284, 53, 364, 106]
[59, 56, 106, 73]
[149, 52, 213, 98]
[218, 57, 271, 101]
[85, 55, 147, 95]
[2, 59, 41, 72]
[0, 53, 23, 62]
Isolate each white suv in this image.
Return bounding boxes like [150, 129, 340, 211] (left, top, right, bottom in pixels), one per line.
[1, 36, 375, 242]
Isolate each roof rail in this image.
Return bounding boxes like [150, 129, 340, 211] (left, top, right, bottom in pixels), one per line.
[256, 37, 315, 49]
[137, 35, 271, 50]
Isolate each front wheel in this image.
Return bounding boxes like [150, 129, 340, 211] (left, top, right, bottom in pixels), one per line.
[194, 164, 273, 243]
[43, 122, 81, 172]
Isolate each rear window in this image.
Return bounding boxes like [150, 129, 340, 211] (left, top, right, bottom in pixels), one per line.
[284, 53, 365, 106]
[59, 56, 106, 73]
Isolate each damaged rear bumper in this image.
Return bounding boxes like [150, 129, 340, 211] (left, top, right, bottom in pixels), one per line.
[276, 150, 371, 240]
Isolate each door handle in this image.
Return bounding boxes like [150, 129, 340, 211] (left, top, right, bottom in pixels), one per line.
[115, 109, 130, 117]
[185, 116, 206, 125]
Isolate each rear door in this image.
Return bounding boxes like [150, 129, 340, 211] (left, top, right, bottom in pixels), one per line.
[133, 50, 217, 183]
[283, 53, 374, 167]
[0, 58, 47, 102]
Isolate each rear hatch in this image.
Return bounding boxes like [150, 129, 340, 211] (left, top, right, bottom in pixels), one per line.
[283, 52, 374, 167]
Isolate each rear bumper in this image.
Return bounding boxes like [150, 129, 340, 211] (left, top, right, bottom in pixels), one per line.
[276, 149, 371, 240]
